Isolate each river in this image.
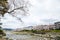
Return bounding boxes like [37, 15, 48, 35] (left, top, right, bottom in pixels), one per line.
[5, 31, 33, 40]
[4, 31, 60, 40]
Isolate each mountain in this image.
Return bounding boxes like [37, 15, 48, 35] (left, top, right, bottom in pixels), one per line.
[3, 28, 13, 31]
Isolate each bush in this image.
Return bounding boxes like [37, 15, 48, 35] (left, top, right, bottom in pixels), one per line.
[0, 30, 6, 36]
[31, 30, 46, 34]
[55, 36, 60, 40]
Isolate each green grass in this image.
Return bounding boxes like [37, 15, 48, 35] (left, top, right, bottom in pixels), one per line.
[53, 30, 60, 32]
[38, 30, 60, 32]
[14, 29, 60, 35]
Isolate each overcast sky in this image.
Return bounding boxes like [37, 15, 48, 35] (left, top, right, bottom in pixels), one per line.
[1, 0, 60, 29]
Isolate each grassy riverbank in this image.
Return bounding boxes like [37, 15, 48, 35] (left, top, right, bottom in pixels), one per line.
[14, 29, 60, 34]
[1, 30, 60, 40]
[13, 29, 60, 37]
[12, 30, 60, 40]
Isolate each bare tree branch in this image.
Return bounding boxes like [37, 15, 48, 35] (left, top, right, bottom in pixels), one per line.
[9, 13, 23, 22]
[8, 6, 23, 13]
[7, 6, 28, 16]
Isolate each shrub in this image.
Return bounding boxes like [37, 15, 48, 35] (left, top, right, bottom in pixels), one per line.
[0, 30, 6, 36]
[31, 30, 46, 34]
[55, 36, 60, 40]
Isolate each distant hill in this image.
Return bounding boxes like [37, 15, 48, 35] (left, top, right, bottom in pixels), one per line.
[14, 26, 33, 31]
[3, 28, 13, 31]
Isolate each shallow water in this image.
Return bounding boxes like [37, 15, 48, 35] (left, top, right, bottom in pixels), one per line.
[5, 31, 60, 40]
[5, 31, 33, 40]
[6, 34, 32, 40]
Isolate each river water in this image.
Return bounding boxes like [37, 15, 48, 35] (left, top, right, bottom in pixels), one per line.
[5, 31, 33, 40]
[5, 31, 42, 40]
[6, 34, 32, 40]
[5, 31, 60, 40]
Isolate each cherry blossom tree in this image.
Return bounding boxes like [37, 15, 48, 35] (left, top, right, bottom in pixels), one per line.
[0, 0, 30, 27]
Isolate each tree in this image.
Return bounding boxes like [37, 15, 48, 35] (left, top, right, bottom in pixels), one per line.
[0, 26, 6, 36]
[0, 0, 8, 16]
[0, 0, 30, 21]
[0, 0, 30, 35]
[0, 0, 30, 26]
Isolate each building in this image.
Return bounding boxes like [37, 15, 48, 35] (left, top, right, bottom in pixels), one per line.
[54, 22, 60, 29]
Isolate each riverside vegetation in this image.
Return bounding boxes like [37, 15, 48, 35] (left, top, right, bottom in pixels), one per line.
[1, 29, 60, 40]
[0, 27, 6, 40]
[13, 29, 60, 40]
[0, 27, 13, 40]
[1, 26, 60, 40]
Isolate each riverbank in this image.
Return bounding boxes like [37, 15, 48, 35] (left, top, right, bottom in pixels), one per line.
[11, 31, 60, 40]
[13, 29, 60, 35]
[1, 30, 60, 40]
[13, 30, 60, 39]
